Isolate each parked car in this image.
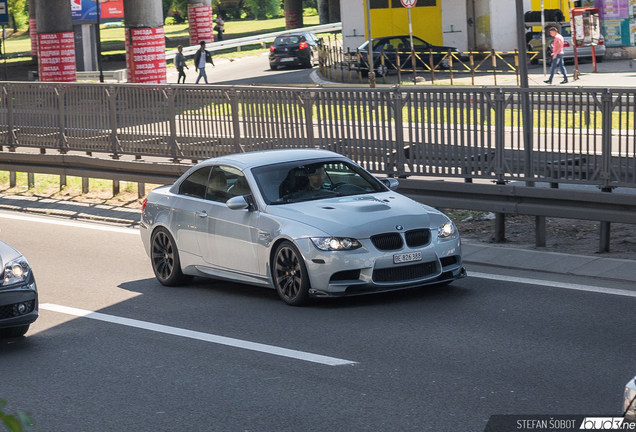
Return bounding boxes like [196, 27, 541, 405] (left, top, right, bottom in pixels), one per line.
[269, 32, 321, 70]
[356, 35, 463, 75]
[0, 240, 38, 338]
[625, 375, 636, 421]
[527, 22, 605, 65]
[140, 149, 466, 306]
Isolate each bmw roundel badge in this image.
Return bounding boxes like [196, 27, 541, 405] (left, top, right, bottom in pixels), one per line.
[396, 225, 404, 231]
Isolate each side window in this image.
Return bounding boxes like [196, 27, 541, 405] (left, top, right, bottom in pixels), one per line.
[224, 166, 252, 198]
[205, 166, 231, 203]
[179, 167, 211, 199]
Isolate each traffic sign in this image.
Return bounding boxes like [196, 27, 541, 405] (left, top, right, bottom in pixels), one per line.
[0, 0, 8, 26]
[400, 0, 417, 8]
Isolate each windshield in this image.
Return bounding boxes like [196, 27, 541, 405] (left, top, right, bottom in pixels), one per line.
[251, 159, 386, 205]
[274, 36, 300, 45]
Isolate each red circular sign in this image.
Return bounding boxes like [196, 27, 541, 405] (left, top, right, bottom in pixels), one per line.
[400, 0, 417, 7]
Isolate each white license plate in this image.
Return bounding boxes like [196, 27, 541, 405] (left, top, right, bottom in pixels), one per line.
[393, 252, 422, 264]
[280, 57, 295, 62]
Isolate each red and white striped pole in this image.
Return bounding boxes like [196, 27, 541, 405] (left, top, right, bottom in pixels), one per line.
[123, 0, 166, 83]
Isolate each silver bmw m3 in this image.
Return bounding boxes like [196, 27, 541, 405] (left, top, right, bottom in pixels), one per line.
[140, 149, 465, 305]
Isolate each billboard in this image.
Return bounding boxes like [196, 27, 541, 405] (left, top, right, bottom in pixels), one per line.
[71, 0, 124, 24]
[38, 32, 76, 82]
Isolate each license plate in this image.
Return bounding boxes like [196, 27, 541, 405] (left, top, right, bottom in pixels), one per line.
[280, 57, 295, 62]
[393, 252, 422, 264]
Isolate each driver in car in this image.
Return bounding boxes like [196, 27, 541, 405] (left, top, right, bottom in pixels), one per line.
[288, 164, 334, 200]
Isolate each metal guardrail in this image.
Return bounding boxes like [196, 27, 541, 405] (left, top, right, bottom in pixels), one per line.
[2, 151, 635, 226]
[165, 22, 343, 61]
[0, 82, 633, 189]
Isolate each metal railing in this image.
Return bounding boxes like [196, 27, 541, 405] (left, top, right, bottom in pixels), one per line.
[0, 82, 634, 190]
[320, 45, 537, 86]
[166, 22, 343, 61]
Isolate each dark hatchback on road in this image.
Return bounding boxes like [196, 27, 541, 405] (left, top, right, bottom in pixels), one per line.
[269, 32, 321, 70]
[0, 240, 38, 338]
[356, 35, 463, 75]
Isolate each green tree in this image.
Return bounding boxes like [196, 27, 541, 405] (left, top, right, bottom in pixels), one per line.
[8, 0, 27, 32]
[242, 0, 282, 20]
[162, 0, 173, 20]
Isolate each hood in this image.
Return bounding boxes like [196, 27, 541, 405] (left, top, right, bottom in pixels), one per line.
[266, 193, 435, 238]
[0, 240, 21, 268]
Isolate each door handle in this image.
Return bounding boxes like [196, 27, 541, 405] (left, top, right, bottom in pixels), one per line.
[196, 211, 208, 218]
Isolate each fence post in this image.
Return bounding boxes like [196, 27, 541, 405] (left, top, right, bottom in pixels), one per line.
[56, 84, 69, 154]
[393, 88, 406, 177]
[5, 84, 16, 150]
[107, 85, 120, 158]
[228, 89, 245, 153]
[599, 89, 614, 252]
[165, 87, 179, 161]
[302, 92, 315, 148]
[494, 88, 507, 242]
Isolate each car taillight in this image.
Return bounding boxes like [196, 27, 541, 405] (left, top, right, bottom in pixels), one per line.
[598, 39, 605, 45]
[270, 45, 275, 52]
[141, 198, 147, 213]
[299, 42, 308, 50]
[563, 41, 570, 47]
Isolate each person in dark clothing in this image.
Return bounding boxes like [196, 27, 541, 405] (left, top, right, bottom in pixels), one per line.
[175, 45, 188, 83]
[194, 41, 215, 84]
[214, 14, 225, 42]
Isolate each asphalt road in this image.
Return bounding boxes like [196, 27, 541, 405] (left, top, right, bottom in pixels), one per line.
[167, 52, 317, 86]
[1, 210, 634, 432]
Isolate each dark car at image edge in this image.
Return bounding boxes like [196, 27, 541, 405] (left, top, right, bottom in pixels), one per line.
[0, 240, 38, 338]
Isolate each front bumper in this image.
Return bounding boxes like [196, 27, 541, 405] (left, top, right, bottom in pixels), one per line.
[0, 278, 39, 329]
[296, 236, 465, 297]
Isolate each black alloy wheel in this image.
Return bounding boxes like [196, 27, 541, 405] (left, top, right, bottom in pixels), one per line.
[151, 228, 192, 286]
[273, 241, 310, 306]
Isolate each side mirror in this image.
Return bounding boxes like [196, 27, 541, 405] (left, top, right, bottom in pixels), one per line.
[226, 195, 250, 210]
[379, 177, 399, 191]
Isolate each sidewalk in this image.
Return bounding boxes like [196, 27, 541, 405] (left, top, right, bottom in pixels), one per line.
[1, 192, 634, 285]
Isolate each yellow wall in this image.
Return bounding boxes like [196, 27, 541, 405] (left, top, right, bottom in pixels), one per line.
[366, 3, 443, 45]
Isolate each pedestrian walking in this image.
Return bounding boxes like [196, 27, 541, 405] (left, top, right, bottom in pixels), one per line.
[194, 41, 215, 84]
[214, 14, 225, 42]
[175, 45, 188, 83]
[544, 26, 568, 84]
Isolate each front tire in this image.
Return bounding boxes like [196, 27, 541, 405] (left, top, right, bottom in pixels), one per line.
[272, 241, 310, 306]
[0, 325, 29, 338]
[151, 227, 193, 286]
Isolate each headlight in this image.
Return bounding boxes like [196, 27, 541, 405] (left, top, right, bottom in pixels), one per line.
[437, 221, 456, 239]
[3, 256, 31, 286]
[311, 237, 362, 251]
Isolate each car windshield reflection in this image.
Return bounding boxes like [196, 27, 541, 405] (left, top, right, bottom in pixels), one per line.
[252, 159, 386, 205]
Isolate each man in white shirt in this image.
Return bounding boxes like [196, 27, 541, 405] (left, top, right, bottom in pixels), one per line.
[194, 41, 215, 84]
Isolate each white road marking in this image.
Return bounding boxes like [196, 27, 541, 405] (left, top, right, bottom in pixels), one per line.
[40, 304, 357, 367]
[0, 212, 138, 235]
[470, 272, 636, 298]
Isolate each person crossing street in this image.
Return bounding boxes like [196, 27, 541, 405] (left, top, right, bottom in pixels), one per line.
[194, 41, 215, 84]
[544, 26, 568, 85]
